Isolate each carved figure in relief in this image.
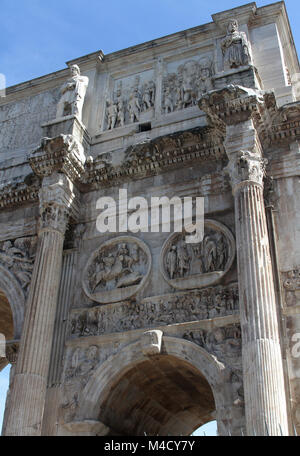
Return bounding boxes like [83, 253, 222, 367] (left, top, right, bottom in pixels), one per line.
[106, 101, 118, 130]
[203, 236, 217, 272]
[164, 87, 174, 114]
[216, 233, 227, 270]
[56, 64, 89, 120]
[177, 244, 190, 277]
[128, 88, 141, 123]
[178, 61, 197, 108]
[221, 19, 252, 70]
[176, 76, 184, 110]
[148, 80, 156, 105]
[166, 245, 177, 279]
[142, 82, 152, 110]
[197, 58, 214, 96]
[117, 98, 125, 127]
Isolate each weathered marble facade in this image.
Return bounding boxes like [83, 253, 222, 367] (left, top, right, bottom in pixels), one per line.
[0, 1, 300, 436]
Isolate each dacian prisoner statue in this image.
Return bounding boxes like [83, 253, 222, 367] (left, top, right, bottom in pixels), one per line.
[221, 19, 252, 70]
[56, 64, 89, 120]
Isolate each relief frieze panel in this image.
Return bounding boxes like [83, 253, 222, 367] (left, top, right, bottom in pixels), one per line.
[103, 72, 156, 130]
[163, 57, 214, 114]
[69, 283, 239, 338]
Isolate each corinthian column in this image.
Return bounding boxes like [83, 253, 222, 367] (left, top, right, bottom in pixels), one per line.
[4, 173, 78, 436]
[199, 86, 289, 435]
[225, 119, 289, 435]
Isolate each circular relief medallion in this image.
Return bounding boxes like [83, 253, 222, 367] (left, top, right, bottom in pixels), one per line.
[160, 219, 235, 290]
[83, 236, 152, 304]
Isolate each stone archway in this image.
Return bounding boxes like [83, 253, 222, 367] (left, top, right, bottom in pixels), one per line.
[73, 336, 231, 436]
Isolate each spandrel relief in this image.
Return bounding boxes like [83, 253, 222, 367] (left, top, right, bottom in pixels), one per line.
[161, 220, 235, 290]
[82, 236, 151, 304]
[163, 57, 214, 114]
[0, 237, 37, 293]
[103, 73, 156, 130]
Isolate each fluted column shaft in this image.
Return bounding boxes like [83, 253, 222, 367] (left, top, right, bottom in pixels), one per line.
[226, 120, 289, 435]
[4, 173, 76, 436]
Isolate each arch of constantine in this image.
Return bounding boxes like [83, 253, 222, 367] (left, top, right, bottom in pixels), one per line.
[0, 1, 300, 436]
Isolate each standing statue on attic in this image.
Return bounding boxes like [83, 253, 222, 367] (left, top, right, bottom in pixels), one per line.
[221, 19, 252, 71]
[56, 64, 89, 121]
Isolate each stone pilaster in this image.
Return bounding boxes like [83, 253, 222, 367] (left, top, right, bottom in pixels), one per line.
[225, 119, 289, 435]
[3, 173, 78, 436]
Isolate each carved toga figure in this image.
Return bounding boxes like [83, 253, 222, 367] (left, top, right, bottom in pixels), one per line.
[56, 64, 89, 121]
[221, 19, 252, 71]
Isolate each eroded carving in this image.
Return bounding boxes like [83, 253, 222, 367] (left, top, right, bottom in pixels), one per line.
[70, 283, 239, 337]
[161, 220, 235, 290]
[82, 237, 151, 304]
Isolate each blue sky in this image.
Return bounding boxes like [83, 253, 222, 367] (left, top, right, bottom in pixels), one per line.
[1, 0, 300, 88]
[0, 365, 9, 431]
[0, 0, 299, 436]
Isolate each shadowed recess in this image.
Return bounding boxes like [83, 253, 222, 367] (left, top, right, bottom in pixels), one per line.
[99, 354, 216, 436]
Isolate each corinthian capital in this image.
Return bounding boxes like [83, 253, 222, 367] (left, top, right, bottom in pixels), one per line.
[226, 150, 267, 192]
[39, 173, 79, 234]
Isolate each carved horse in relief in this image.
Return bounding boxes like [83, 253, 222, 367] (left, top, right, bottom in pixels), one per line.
[92, 251, 142, 292]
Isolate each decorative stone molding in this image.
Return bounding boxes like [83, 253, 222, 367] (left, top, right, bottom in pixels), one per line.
[199, 84, 300, 149]
[82, 126, 226, 189]
[69, 283, 239, 338]
[0, 178, 40, 210]
[82, 236, 152, 304]
[140, 330, 163, 357]
[199, 84, 267, 128]
[29, 134, 86, 183]
[160, 219, 236, 290]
